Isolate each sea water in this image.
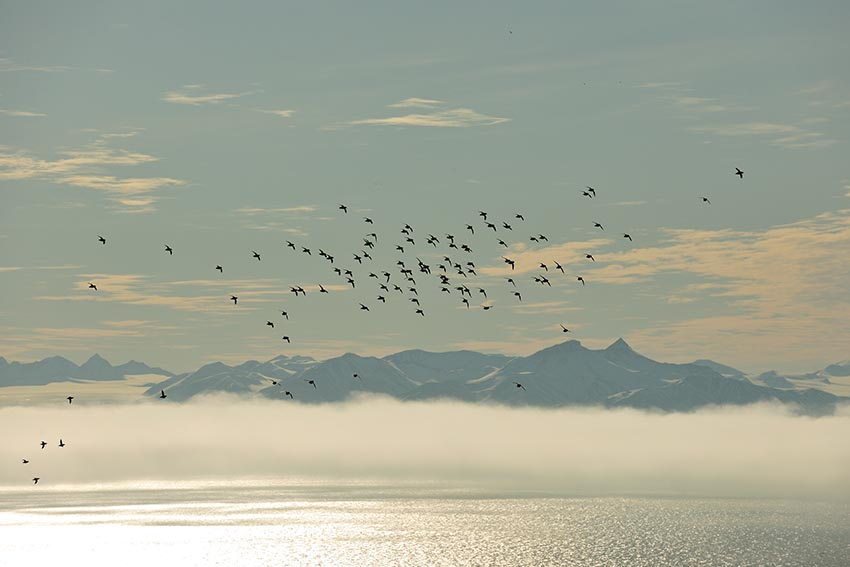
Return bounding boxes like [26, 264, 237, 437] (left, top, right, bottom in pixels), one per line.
[1, 479, 848, 567]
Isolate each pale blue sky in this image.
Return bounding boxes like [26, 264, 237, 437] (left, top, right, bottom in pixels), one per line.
[2, 1, 849, 372]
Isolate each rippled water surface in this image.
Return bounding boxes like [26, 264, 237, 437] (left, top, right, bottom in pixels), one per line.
[1, 480, 848, 566]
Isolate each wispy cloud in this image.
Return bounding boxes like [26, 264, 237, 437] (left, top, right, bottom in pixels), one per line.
[162, 85, 256, 106]
[341, 99, 509, 129]
[0, 133, 183, 212]
[0, 109, 47, 117]
[256, 109, 295, 118]
[0, 57, 73, 73]
[689, 122, 838, 149]
[387, 97, 444, 109]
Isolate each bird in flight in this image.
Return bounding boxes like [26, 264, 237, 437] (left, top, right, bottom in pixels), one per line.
[266, 321, 275, 328]
[512, 382, 526, 391]
[560, 324, 571, 333]
[252, 251, 261, 261]
[305, 379, 317, 389]
[360, 303, 370, 312]
[282, 336, 291, 343]
[515, 213, 525, 221]
[513, 291, 522, 301]
[503, 257, 516, 270]
[40, 441, 47, 449]
[88, 283, 97, 291]
[415, 309, 425, 316]
[539, 263, 548, 272]
[506, 277, 516, 287]
[585, 254, 595, 262]
[286, 241, 296, 250]
[623, 233, 632, 241]
[215, 265, 223, 273]
[482, 305, 494, 311]
[577, 276, 585, 285]
[22, 459, 29, 464]
[581, 190, 593, 198]
[586, 186, 597, 197]
[58, 439, 65, 448]
[554, 261, 564, 274]
[593, 222, 604, 230]
[230, 295, 238, 305]
[735, 167, 744, 179]
[702, 197, 711, 204]
[32, 477, 40, 485]
[284, 391, 293, 399]
[159, 389, 167, 399]
[353, 373, 360, 380]
[67, 396, 74, 404]
[97, 235, 106, 245]
[280, 310, 289, 319]
[339, 204, 348, 213]
[165, 245, 173, 255]
[270, 379, 279, 386]
[364, 217, 373, 224]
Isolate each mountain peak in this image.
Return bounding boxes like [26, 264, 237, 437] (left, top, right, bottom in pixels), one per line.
[83, 353, 111, 366]
[606, 338, 633, 352]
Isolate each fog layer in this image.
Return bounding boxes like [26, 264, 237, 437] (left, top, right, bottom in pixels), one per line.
[3, 397, 849, 498]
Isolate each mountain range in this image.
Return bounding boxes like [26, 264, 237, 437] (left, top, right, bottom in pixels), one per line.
[2, 340, 848, 413]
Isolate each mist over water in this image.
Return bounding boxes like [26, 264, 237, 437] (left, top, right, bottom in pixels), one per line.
[2, 397, 850, 498]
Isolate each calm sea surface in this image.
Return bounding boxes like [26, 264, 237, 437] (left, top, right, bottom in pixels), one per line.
[1, 480, 848, 567]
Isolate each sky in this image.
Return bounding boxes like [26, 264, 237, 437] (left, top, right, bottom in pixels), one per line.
[1, 1, 849, 374]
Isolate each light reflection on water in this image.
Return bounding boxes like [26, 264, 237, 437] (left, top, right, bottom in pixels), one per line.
[1, 479, 848, 567]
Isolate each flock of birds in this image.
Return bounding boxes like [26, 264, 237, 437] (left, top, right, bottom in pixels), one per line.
[22, 168, 745, 485]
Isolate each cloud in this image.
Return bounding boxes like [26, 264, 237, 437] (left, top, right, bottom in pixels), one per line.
[0, 134, 183, 212]
[236, 206, 318, 215]
[162, 86, 256, 106]
[342, 99, 509, 129]
[0, 57, 73, 73]
[1, 399, 848, 499]
[388, 97, 444, 109]
[689, 122, 838, 149]
[0, 109, 47, 117]
[256, 109, 295, 118]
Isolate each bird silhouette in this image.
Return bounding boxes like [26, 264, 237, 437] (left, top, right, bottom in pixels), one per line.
[623, 233, 632, 241]
[305, 379, 317, 389]
[554, 261, 564, 274]
[270, 379, 279, 386]
[319, 285, 329, 294]
[282, 336, 291, 343]
[165, 245, 173, 255]
[539, 263, 548, 272]
[360, 303, 370, 311]
[735, 167, 744, 179]
[560, 324, 571, 333]
[377, 295, 386, 303]
[159, 389, 167, 399]
[577, 276, 585, 285]
[32, 477, 40, 485]
[415, 309, 425, 316]
[593, 222, 604, 230]
[215, 265, 223, 272]
[339, 204, 348, 213]
[513, 291, 522, 301]
[97, 235, 106, 245]
[586, 186, 596, 197]
[364, 217, 373, 224]
[230, 295, 238, 305]
[506, 277, 516, 287]
[67, 396, 74, 404]
[284, 391, 293, 399]
[503, 257, 516, 270]
[22, 459, 29, 464]
[266, 321, 275, 328]
[280, 310, 289, 319]
[353, 373, 360, 380]
[702, 197, 711, 204]
[58, 439, 65, 448]
[40, 441, 46, 449]
[512, 382, 526, 391]
[286, 241, 296, 250]
[252, 251, 261, 261]
[582, 190, 593, 198]
[88, 283, 97, 291]
[482, 305, 493, 311]
[515, 213, 525, 221]
[585, 254, 595, 262]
